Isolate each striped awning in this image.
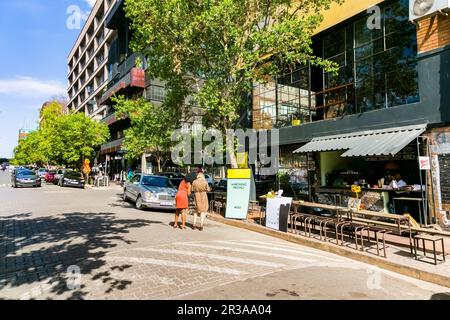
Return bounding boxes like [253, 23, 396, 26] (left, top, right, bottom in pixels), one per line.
[293, 124, 427, 157]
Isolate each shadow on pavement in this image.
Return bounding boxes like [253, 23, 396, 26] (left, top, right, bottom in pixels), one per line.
[430, 293, 450, 300]
[0, 212, 161, 300]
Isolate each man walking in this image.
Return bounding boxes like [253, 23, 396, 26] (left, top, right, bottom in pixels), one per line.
[191, 172, 210, 231]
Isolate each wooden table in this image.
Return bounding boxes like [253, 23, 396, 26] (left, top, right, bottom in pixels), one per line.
[292, 201, 347, 220]
[293, 201, 411, 234]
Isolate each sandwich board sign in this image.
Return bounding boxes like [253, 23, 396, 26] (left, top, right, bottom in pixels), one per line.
[266, 196, 293, 232]
[225, 169, 251, 219]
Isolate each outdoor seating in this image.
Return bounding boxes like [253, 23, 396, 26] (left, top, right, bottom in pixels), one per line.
[247, 201, 264, 225]
[413, 234, 446, 265]
[210, 200, 226, 216]
[289, 201, 421, 259]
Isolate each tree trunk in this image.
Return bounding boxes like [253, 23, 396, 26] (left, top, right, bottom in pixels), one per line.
[141, 154, 147, 175]
[157, 158, 162, 173]
[226, 132, 238, 169]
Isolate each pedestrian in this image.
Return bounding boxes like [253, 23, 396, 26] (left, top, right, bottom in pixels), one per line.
[127, 168, 134, 180]
[191, 172, 211, 231]
[174, 177, 191, 230]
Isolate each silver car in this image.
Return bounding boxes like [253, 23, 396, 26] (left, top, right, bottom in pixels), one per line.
[123, 174, 177, 210]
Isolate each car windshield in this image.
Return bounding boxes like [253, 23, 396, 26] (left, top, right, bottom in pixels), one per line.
[17, 170, 35, 177]
[142, 176, 173, 188]
[66, 171, 83, 179]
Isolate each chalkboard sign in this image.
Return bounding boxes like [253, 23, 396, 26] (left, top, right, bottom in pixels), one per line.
[439, 154, 450, 211]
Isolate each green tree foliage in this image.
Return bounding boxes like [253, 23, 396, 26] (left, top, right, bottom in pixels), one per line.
[124, 0, 341, 166]
[113, 95, 178, 172]
[13, 101, 109, 169]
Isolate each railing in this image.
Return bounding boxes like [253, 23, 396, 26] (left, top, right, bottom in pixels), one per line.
[106, 52, 144, 90]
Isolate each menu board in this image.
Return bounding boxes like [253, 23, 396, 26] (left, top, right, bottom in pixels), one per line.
[439, 154, 450, 210]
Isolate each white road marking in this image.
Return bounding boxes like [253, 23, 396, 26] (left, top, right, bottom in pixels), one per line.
[216, 240, 343, 262]
[105, 256, 244, 275]
[132, 248, 286, 268]
[43, 191, 70, 194]
[176, 243, 317, 263]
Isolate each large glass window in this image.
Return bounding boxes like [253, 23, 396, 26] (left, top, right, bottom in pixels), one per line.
[325, 0, 419, 113]
[252, 0, 419, 129]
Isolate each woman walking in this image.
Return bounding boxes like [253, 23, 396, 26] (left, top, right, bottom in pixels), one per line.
[174, 177, 191, 230]
[191, 172, 211, 231]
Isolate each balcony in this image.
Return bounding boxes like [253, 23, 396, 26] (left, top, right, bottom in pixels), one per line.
[101, 112, 118, 126]
[100, 54, 145, 105]
[100, 138, 125, 155]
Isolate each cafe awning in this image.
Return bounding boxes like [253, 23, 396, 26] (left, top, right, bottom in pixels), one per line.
[293, 124, 427, 157]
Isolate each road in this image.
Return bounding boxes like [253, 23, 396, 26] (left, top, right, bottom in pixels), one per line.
[0, 170, 449, 300]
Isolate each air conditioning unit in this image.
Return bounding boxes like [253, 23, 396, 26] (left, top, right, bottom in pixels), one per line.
[409, 0, 450, 21]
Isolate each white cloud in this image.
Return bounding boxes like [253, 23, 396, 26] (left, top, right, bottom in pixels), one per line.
[85, 0, 96, 7]
[0, 77, 66, 100]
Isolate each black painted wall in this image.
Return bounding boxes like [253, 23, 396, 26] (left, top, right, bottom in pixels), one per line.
[279, 46, 450, 145]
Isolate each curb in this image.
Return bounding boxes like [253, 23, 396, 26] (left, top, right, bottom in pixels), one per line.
[208, 213, 450, 288]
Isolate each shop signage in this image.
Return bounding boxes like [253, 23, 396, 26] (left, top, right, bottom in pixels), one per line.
[265, 197, 293, 232]
[419, 156, 431, 170]
[225, 169, 251, 220]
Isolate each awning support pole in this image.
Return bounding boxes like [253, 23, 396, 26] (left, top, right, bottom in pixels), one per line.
[417, 137, 428, 226]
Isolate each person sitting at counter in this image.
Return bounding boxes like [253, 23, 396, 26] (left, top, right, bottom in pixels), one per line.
[388, 173, 407, 190]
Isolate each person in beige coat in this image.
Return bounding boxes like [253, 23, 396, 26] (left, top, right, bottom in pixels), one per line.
[191, 172, 211, 231]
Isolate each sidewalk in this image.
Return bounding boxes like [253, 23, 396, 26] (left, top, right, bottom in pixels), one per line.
[85, 182, 123, 191]
[207, 213, 450, 288]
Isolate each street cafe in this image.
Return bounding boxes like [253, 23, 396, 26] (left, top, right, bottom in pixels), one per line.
[291, 124, 430, 227]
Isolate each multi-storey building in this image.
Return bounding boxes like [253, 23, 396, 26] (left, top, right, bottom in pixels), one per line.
[18, 129, 32, 142]
[252, 0, 450, 227]
[67, 0, 118, 121]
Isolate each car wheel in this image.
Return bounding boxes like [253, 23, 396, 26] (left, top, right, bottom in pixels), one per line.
[123, 190, 128, 202]
[136, 196, 144, 210]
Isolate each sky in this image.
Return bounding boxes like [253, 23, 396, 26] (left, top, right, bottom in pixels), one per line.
[0, 0, 96, 159]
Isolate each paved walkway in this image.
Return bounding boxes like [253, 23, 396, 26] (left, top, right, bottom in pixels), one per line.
[0, 171, 449, 300]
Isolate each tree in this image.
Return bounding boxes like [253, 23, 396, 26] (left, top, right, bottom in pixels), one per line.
[12, 101, 109, 170]
[124, 0, 341, 167]
[13, 131, 45, 165]
[58, 113, 110, 171]
[113, 95, 179, 173]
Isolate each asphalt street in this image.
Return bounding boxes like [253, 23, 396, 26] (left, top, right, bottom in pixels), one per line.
[0, 171, 449, 300]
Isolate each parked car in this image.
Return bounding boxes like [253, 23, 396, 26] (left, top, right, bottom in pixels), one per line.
[54, 169, 66, 185]
[214, 179, 228, 192]
[158, 172, 185, 188]
[37, 168, 48, 179]
[11, 169, 41, 188]
[12, 167, 26, 177]
[1, 162, 8, 171]
[44, 170, 57, 183]
[59, 171, 85, 188]
[123, 174, 177, 210]
[204, 174, 215, 188]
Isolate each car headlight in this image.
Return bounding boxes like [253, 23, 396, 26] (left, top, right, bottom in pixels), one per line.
[143, 191, 158, 201]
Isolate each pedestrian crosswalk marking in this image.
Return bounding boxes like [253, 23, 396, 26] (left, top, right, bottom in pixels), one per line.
[132, 248, 286, 268]
[212, 240, 342, 262]
[176, 242, 317, 263]
[105, 256, 244, 275]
